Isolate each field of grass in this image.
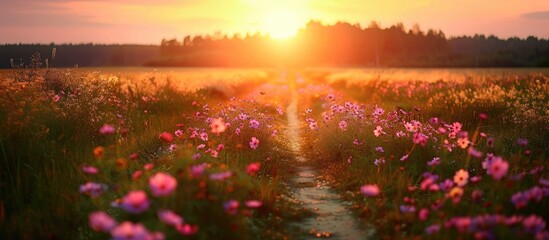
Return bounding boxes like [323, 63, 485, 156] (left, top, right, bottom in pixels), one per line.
[0, 57, 548, 239]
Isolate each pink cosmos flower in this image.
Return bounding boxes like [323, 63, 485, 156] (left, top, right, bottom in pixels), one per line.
[413, 132, 428, 146]
[99, 124, 116, 135]
[245, 200, 263, 208]
[453, 169, 469, 187]
[427, 157, 440, 166]
[89, 211, 116, 232]
[373, 106, 384, 116]
[235, 128, 241, 135]
[373, 126, 385, 137]
[339, 120, 348, 131]
[199, 132, 208, 141]
[419, 208, 429, 221]
[249, 119, 260, 129]
[425, 224, 441, 235]
[144, 163, 154, 170]
[487, 157, 509, 181]
[121, 190, 150, 214]
[53, 95, 61, 102]
[82, 165, 99, 174]
[79, 182, 107, 198]
[246, 162, 261, 175]
[210, 118, 226, 133]
[216, 144, 225, 151]
[309, 121, 318, 130]
[158, 209, 184, 226]
[159, 132, 174, 143]
[360, 184, 380, 197]
[111, 221, 149, 240]
[149, 172, 177, 197]
[169, 144, 177, 152]
[209, 171, 233, 181]
[174, 129, 184, 137]
[523, 215, 546, 234]
[190, 163, 207, 178]
[224, 200, 239, 215]
[132, 170, 143, 181]
[176, 224, 199, 236]
[249, 137, 259, 150]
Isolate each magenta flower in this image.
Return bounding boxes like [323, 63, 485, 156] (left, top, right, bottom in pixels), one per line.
[159, 132, 174, 143]
[523, 215, 546, 234]
[209, 171, 233, 181]
[158, 210, 184, 226]
[199, 132, 208, 141]
[121, 190, 150, 214]
[425, 224, 441, 235]
[413, 132, 428, 146]
[79, 182, 107, 198]
[249, 137, 260, 149]
[82, 165, 99, 174]
[399, 205, 416, 213]
[418, 208, 429, 221]
[487, 157, 509, 180]
[176, 224, 199, 236]
[132, 170, 143, 181]
[99, 124, 116, 135]
[190, 163, 207, 178]
[249, 119, 260, 129]
[89, 211, 116, 232]
[360, 184, 380, 197]
[174, 129, 184, 137]
[224, 200, 240, 215]
[111, 221, 149, 240]
[339, 120, 348, 131]
[427, 157, 440, 166]
[245, 200, 263, 208]
[149, 172, 177, 197]
[246, 162, 261, 175]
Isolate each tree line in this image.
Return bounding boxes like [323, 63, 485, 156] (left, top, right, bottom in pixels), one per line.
[1, 21, 548, 68]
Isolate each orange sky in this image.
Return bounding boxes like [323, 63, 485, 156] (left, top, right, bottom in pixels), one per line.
[1, 0, 549, 44]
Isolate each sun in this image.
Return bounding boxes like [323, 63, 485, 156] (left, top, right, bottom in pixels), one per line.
[262, 9, 303, 39]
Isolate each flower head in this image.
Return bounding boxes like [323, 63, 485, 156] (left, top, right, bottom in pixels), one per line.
[121, 190, 150, 214]
[249, 137, 260, 150]
[210, 118, 226, 133]
[360, 184, 380, 197]
[89, 211, 116, 232]
[453, 169, 469, 187]
[158, 209, 184, 226]
[111, 221, 149, 240]
[149, 172, 177, 197]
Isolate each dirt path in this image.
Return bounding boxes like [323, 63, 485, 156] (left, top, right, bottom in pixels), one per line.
[284, 74, 374, 239]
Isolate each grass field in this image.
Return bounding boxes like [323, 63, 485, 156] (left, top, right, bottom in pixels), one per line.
[0, 63, 548, 239]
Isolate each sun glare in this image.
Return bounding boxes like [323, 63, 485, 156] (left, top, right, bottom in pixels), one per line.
[262, 9, 303, 39]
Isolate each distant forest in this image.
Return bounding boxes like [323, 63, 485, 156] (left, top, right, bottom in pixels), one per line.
[2, 21, 549, 68]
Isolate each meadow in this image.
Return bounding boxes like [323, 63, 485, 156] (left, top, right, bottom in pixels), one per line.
[0, 55, 548, 239]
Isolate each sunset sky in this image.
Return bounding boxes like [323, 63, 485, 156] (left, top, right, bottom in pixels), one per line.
[1, 0, 549, 44]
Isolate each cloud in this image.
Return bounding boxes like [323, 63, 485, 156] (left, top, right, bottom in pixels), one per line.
[521, 11, 549, 20]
